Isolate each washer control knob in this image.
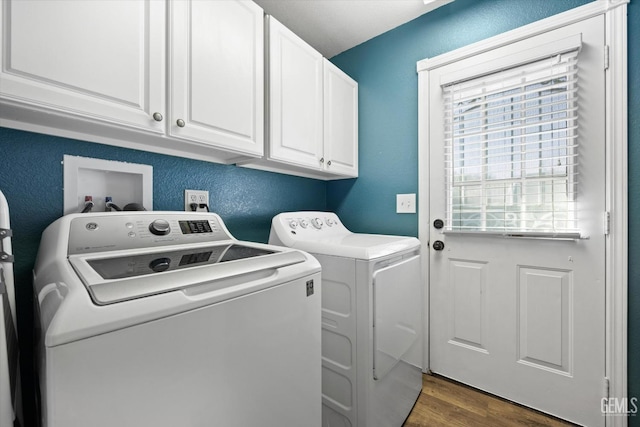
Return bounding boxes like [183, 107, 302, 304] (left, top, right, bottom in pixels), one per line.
[149, 219, 171, 236]
[149, 257, 171, 273]
[299, 219, 309, 229]
[289, 220, 298, 229]
[311, 218, 323, 229]
[326, 218, 335, 227]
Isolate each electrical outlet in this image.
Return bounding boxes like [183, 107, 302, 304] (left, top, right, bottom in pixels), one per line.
[396, 193, 416, 214]
[184, 190, 209, 212]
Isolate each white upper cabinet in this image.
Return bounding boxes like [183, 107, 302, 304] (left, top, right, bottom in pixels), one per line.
[0, 0, 264, 162]
[267, 16, 324, 170]
[170, 0, 263, 156]
[0, 1, 355, 176]
[323, 60, 358, 177]
[0, 0, 166, 133]
[247, 16, 358, 180]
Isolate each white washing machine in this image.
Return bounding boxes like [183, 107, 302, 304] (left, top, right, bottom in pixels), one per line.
[270, 212, 423, 427]
[33, 211, 322, 427]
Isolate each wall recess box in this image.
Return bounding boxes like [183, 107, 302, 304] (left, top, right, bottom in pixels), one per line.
[63, 155, 153, 215]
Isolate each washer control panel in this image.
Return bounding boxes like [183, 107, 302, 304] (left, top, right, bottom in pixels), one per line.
[68, 212, 233, 255]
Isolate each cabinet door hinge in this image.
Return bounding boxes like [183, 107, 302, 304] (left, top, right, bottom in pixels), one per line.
[604, 45, 610, 71]
[604, 377, 610, 400]
[604, 211, 611, 235]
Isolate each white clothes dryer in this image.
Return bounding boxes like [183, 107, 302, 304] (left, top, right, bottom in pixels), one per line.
[33, 211, 322, 427]
[0, 190, 20, 427]
[270, 212, 423, 427]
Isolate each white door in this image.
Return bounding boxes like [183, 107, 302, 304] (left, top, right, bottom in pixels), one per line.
[427, 16, 606, 426]
[170, 0, 264, 156]
[0, 0, 165, 132]
[267, 16, 324, 170]
[323, 59, 359, 177]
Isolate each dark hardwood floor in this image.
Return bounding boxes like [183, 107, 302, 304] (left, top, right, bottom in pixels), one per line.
[403, 374, 576, 427]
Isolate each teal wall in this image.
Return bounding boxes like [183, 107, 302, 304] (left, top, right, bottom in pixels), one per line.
[0, 127, 326, 426]
[3, 0, 638, 425]
[328, 0, 640, 422]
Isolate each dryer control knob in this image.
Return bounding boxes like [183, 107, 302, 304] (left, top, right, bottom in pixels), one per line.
[289, 220, 298, 229]
[299, 219, 309, 228]
[311, 218, 323, 229]
[326, 218, 335, 227]
[149, 219, 171, 236]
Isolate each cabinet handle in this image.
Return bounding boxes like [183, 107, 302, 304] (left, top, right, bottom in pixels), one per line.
[320, 158, 325, 163]
[327, 160, 332, 166]
[152, 112, 163, 122]
[176, 119, 186, 128]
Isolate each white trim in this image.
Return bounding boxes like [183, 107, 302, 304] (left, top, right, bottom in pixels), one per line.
[418, 67, 431, 372]
[417, 0, 628, 72]
[604, 2, 628, 426]
[417, 1, 628, 425]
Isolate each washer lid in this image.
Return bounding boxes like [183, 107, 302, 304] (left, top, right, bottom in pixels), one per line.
[86, 244, 275, 280]
[289, 233, 420, 260]
[70, 242, 307, 305]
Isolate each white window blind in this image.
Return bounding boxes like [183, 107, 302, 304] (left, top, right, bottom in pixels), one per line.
[442, 49, 580, 236]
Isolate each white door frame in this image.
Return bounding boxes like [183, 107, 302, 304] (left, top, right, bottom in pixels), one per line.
[417, 1, 628, 425]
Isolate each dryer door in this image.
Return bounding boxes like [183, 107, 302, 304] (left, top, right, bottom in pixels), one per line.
[372, 255, 421, 380]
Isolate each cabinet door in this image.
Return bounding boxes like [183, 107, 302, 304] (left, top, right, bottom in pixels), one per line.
[0, 0, 165, 133]
[170, 0, 264, 157]
[268, 16, 324, 169]
[323, 60, 358, 177]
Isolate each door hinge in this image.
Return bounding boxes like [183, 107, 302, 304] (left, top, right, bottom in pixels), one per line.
[604, 45, 610, 71]
[604, 211, 611, 235]
[604, 377, 610, 400]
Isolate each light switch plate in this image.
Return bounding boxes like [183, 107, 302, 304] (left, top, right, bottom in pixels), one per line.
[396, 193, 416, 214]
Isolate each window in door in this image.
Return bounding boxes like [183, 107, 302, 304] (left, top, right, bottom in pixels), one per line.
[443, 50, 580, 235]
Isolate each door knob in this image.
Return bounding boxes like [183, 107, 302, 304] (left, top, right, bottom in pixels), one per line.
[152, 112, 163, 122]
[432, 240, 445, 251]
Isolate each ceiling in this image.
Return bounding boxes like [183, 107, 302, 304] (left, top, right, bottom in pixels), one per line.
[253, 0, 454, 58]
